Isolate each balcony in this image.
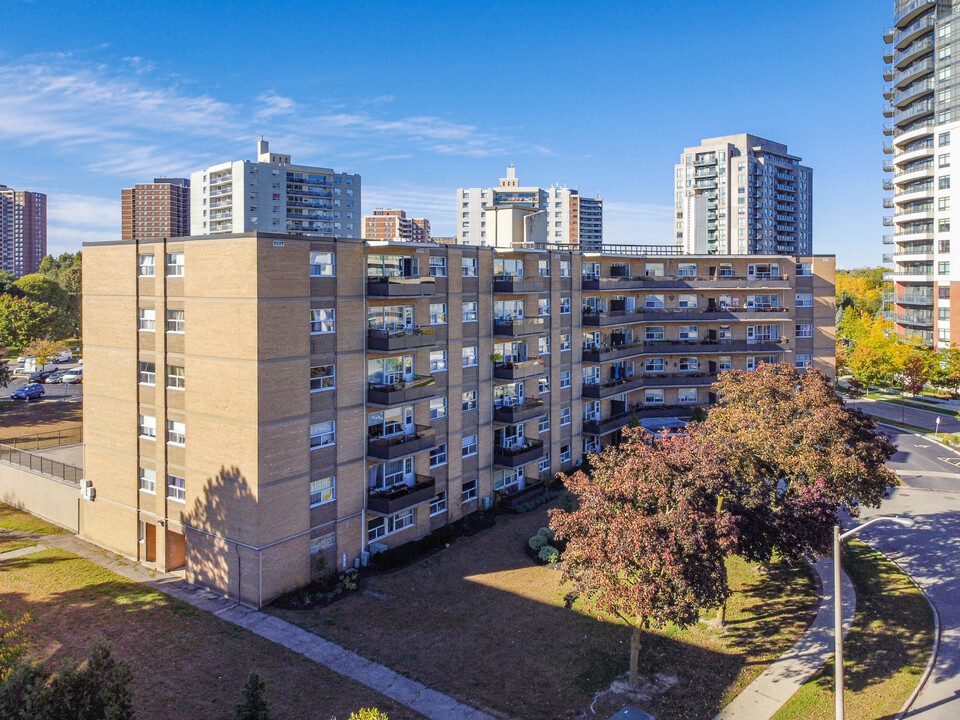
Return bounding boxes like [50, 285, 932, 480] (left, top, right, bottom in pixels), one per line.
[498, 479, 547, 509]
[366, 276, 436, 297]
[368, 476, 436, 514]
[493, 358, 545, 380]
[895, 36, 933, 68]
[493, 317, 545, 336]
[493, 399, 546, 423]
[883, 123, 895, 137]
[367, 425, 437, 460]
[894, 99, 934, 127]
[367, 326, 436, 351]
[582, 341, 645, 363]
[582, 375, 646, 399]
[893, 78, 935, 108]
[367, 375, 437, 406]
[494, 439, 545, 467]
[885, 292, 933, 306]
[493, 275, 548, 293]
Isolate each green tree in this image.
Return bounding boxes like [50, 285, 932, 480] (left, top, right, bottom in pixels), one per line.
[235, 671, 270, 720]
[0, 271, 24, 298]
[932, 347, 960, 396]
[549, 431, 735, 685]
[0, 611, 31, 681]
[0, 295, 68, 348]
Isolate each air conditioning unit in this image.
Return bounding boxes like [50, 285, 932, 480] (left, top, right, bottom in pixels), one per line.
[82, 485, 96, 501]
[481, 496, 493, 511]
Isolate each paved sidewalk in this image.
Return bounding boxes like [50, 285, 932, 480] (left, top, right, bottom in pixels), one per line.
[712, 557, 855, 720]
[0, 533, 497, 720]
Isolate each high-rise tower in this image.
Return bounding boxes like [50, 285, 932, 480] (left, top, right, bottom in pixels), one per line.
[122, 178, 191, 241]
[675, 134, 813, 256]
[883, 0, 954, 347]
[0, 185, 46, 278]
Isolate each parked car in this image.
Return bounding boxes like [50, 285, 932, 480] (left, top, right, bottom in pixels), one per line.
[28, 370, 54, 384]
[44, 370, 69, 384]
[52, 350, 73, 363]
[60, 368, 83, 384]
[10, 383, 45, 401]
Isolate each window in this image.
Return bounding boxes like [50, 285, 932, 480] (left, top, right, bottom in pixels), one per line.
[560, 297, 571, 314]
[539, 416, 550, 433]
[167, 475, 186, 503]
[796, 262, 812, 276]
[538, 336, 550, 355]
[462, 390, 477, 412]
[310, 476, 335, 506]
[645, 326, 665, 341]
[368, 509, 415, 542]
[678, 388, 698, 404]
[139, 468, 156, 494]
[539, 452, 551, 473]
[678, 357, 699, 372]
[941, 197, 951, 211]
[746, 355, 779, 370]
[166, 252, 184, 277]
[430, 396, 447, 419]
[645, 263, 664, 277]
[941, 328, 951, 342]
[167, 420, 185, 446]
[560, 370, 571, 388]
[460, 345, 477, 368]
[678, 325, 699, 341]
[560, 334, 571, 352]
[166, 309, 185, 333]
[942, 176, 952, 190]
[560, 407, 571, 426]
[582, 262, 600, 279]
[429, 444, 448, 467]
[139, 414, 156, 440]
[431, 350, 448, 372]
[645, 389, 665, 404]
[560, 260, 571, 277]
[677, 294, 697, 309]
[138, 308, 156, 332]
[167, 365, 185, 390]
[462, 302, 478, 322]
[678, 262, 697, 278]
[462, 257, 477, 277]
[645, 294, 665, 309]
[138, 254, 155, 277]
[430, 303, 447, 324]
[942, 219, 952, 233]
[139, 361, 156, 385]
[940, 153, 951, 168]
[645, 358, 665, 373]
[539, 375, 550, 394]
[310, 365, 335, 391]
[941, 287, 951, 299]
[795, 354, 813, 370]
[430, 492, 447, 516]
[429, 256, 447, 277]
[310, 251, 334, 276]
[560, 444, 572, 464]
[795, 293, 813, 308]
[462, 434, 478, 457]
[796, 324, 813, 338]
[310, 308, 335, 334]
[461, 478, 478, 503]
[943, 132, 953, 147]
[940, 307, 951, 321]
[940, 261, 951, 275]
[310, 421, 335, 449]
[538, 259, 550, 277]
[539, 298, 550, 316]
[718, 356, 732, 372]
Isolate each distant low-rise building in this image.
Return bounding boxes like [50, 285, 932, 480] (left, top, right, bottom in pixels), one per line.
[363, 208, 431, 242]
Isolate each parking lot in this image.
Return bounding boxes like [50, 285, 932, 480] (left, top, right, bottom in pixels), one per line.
[6, 362, 83, 404]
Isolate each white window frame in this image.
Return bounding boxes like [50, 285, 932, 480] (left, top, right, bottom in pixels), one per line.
[429, 256, 447, 277]
[430, 492, 447, 517]
[430, 303, 447, 325]
[431, 350, 448, 373]
[310, 475, 336, 506]
[310, 250, 335, 277]
[429, 396, 447, 420]
[462, 302, 478, 323]
[139, 361, 156, 385]
[311, 364, 336, 391]
[462, 434, 478, 458]
[310, 420, 336, 449]
[462, 390, 477, 412]
[429, 443, 448, 467]
[138, 467, 156, 494]
[311, 308, 335, 334]
[166, 365, 185, 390]
[138, 414, 156, 440]
[560, 406, 571, 426]
[138, 308, 156, 332]
[560, 370, 571, 388]
[167, 420, 185, 447]
[795, 293, 813, 308]
[138, 254, 155, 277]
[461, 478, 478, 503]
[167, 475, 186, 503]
[166, 252, 185, 277]
[166, 309, 185, 334]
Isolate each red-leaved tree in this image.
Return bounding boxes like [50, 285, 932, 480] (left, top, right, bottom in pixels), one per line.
[549, 431, 736, 685]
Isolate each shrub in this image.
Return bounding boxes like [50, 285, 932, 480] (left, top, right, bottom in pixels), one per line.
[537, 527, 555, 542]
[539, 545, 560, 563]
[528, 534, 547, 551]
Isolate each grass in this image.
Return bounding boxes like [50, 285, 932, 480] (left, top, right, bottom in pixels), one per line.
[0, 547, 426, 720]
[0, 538, 36, 553]
[0, 501, 67, 534]
[771, 540, 933, 720]
[272, 503, 818, 720]
[0, 401, 82, 442]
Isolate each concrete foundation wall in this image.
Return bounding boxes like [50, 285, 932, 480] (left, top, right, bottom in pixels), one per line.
[0, 462, 80, 532]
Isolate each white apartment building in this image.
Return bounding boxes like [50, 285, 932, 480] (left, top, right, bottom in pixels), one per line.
[190, 140, 361, 238]
[457, 166, 603, 251]
[883, 0, 960, 347]
[675, 134, 813, 257]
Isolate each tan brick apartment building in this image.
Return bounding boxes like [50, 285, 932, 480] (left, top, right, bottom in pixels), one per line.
[121, 178, 191, 241]
[81, 232, 834, 606]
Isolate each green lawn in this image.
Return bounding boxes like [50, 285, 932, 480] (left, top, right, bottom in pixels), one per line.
[0, 501, 67, 534]
[273, 503, 818, 720]
[0, 547, 425, 720]
[0, 537, 36, 553]
[771, 540, 933, 720]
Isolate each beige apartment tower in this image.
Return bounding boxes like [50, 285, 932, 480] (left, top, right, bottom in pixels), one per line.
[82, 231, 834, 606]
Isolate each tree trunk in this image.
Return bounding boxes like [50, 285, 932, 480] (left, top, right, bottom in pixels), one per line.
[717, 598, 727, 626]
[629, 623, 641, 685]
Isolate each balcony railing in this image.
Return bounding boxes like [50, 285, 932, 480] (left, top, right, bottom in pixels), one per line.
[493, 358, 544, 380]
[367, 475, 436, 514]
[493, 439, 545, 467]
[367, 425, 437, 460]
[367, 375, 437, 406]
[493, 317, 545, 336]
[367, 326, 436, 351]
[493, 399, 546, 423]
[885, 292, 933, 305]
[366, 276, 436, 297]
[493, 275, 548, 293]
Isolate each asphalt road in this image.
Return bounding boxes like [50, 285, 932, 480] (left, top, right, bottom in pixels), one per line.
[854, 426, 960, 719]
[6, 363, 83, 403]
[847, 399, 960, 433]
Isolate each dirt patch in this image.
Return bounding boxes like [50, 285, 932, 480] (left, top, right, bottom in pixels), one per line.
[0, 401, 81, 441]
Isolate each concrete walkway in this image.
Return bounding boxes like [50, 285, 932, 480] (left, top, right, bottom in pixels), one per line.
[0, 532, 496, 720]
[712, 557, 855, 720]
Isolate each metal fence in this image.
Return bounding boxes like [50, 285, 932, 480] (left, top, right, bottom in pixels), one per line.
[0, 443, 82, 485]
[3, 426, 83, 450]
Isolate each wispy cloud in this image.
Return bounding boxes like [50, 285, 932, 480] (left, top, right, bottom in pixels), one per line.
[363, 184, 456, 234]
[47, 192, 121, 254]
[255, 91, 295, 119]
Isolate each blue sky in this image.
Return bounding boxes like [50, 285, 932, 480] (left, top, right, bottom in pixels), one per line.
[1, 0, 887, 268]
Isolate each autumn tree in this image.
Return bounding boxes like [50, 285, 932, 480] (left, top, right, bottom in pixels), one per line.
[897, 342, 933, 395]
[21, 339, 67, 366]
[549, 431, 736, 685]
[931, 347, 960, 396]
[700, 364, 897, 565]
[331, 712, 389, 720]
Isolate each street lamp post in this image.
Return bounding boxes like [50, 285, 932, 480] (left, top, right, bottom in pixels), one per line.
[834, 515, 916, 720]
